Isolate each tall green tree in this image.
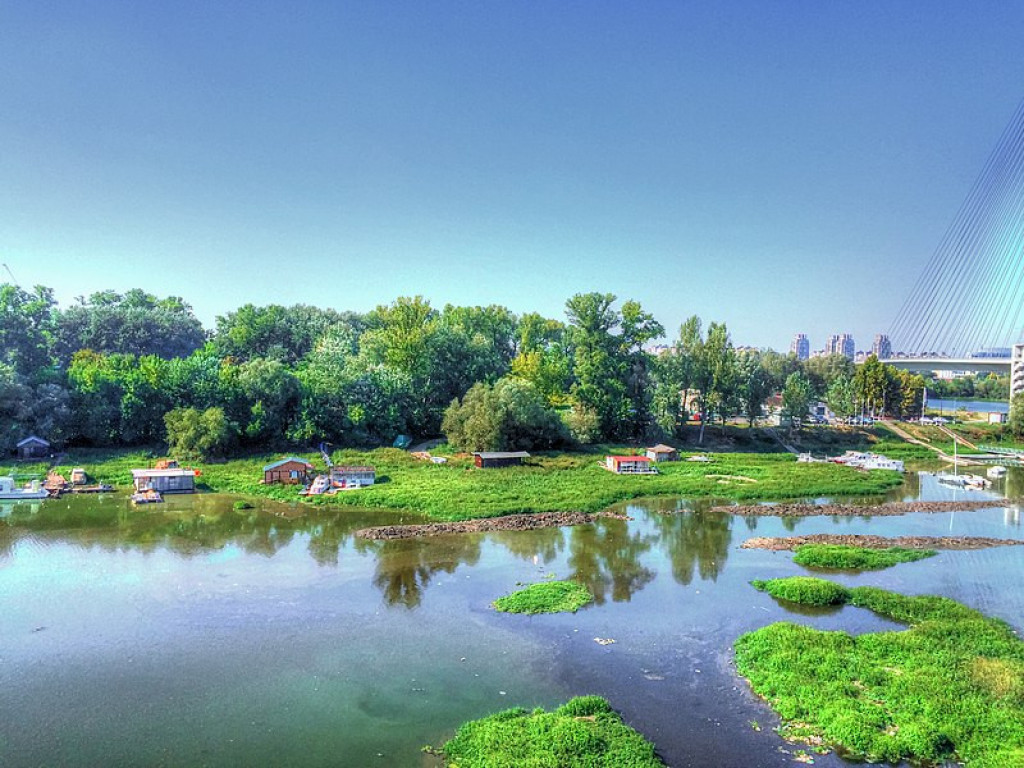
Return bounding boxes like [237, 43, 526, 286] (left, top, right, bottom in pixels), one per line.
[782, 371, 813, 427]
[0, 283, 55, 378]
[565, 293, 625, 440]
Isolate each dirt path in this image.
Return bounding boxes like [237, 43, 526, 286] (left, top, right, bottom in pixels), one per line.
[711, 498, 1021, 517]
[742, 534, 1024, 551]
[879, 421, 983, 466]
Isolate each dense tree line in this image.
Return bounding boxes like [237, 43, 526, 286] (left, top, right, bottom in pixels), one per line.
[1, 282, 942, 457]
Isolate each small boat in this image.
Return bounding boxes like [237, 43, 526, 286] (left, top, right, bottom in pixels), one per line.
[301, 474, 331, 496]
[832, 451, 904, 472]
[130, 488, 163, 504]
[987, 465, 1008, 479]
[0, 476, 49, 500]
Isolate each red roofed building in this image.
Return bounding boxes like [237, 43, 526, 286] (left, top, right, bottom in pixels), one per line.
[605, 455, 656, 474]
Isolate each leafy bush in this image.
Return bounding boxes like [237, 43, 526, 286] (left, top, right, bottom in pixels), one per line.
[751, 576, 851, 605]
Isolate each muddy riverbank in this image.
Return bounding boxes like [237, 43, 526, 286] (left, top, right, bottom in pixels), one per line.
[741, 534, 1024, 550]
[712, 499, 1021, 517]
[355, 510, 626, 540]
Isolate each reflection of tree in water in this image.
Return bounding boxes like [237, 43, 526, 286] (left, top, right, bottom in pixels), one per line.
[651, 509, 733, 586]
[357, 534, 482, 609]
[566, 518, 656, 605]
[487, 527, 566, 564]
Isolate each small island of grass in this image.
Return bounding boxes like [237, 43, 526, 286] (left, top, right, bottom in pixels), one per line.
[736, 578, 1024, 766]
[439, 695, 664, 767]
[493, 580, 594, 614]
[792, 543, 937, 570]
[750, 576, 851, 605]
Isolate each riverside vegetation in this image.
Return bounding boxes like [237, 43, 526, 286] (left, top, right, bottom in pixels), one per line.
[437, 696, 664, 767]
[791, 544, 937, 570]
[4, 447, 904, 522]
[737, 577, 1024, 766]
[493, 581, 594, 614]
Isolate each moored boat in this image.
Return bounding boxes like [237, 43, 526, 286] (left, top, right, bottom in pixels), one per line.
[0, 476, 49, 500]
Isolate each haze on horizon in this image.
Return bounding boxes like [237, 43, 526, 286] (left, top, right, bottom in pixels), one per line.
[3, 2, 1023, 351]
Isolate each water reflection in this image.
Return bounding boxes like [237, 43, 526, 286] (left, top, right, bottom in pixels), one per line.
[358, 535, 482, 609]
[650, 509, 732, 586]
[566, 517, 656, 604]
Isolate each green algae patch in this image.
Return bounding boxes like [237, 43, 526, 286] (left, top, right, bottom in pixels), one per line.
[493, 581, 594, 614]
[751, 576, 851, 606]
[793, 544, 937, 571]
[736, 578, 1024, 766]
[440, 696, 664, 767]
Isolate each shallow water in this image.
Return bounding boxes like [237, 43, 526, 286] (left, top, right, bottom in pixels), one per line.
[1, 470, 1022, 767]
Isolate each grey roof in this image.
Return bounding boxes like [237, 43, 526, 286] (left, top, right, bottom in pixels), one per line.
[263, 457, 313, 472]
[473, 451, 531, 459]
[16, 435, 50, 448]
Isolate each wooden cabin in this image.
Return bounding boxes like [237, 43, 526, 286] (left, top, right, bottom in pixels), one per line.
[263, 457, 314, 485]
[645, 444, 679, 462]
[131, 468, 196, 494]
[473, 451, 530, 468]
[329, 465, 376, 488]
[16, 435, 50, 459]
[605, 455, 656, 474]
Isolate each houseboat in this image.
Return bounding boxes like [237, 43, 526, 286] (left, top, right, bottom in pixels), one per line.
[0, 476, 49, 500]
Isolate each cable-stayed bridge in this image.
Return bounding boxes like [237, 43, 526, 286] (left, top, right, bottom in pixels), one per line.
[880, 99, 1024, 401]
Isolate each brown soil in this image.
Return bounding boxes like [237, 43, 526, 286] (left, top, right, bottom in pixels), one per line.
[711, 499, 1022, 517]
[355, 510, 624, 540]
[742, 534, 1024, 551]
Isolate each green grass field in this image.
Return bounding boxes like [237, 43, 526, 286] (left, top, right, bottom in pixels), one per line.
[3, 446, 905, 521]
[736, 578, 1024, 766]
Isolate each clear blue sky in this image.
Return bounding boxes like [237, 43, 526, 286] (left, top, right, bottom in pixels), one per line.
[3, 1, 1023, 351]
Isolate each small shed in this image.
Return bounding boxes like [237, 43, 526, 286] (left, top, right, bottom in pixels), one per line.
[645, 444, 679, 462]
[330, 465, 376, 488]
[473, 451, 530, 468]
[989, 412, 1008, 424]
[263, 457, 314, 485]
[605, 455, 656, 474]
[131, 468, 196, 494]
[16, 435, 50, 459]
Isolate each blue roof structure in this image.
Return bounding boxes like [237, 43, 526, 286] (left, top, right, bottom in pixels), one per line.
[263, 457, 313, 472]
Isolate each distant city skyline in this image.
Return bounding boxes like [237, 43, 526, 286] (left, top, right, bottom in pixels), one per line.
[3, 3, 1024, 351]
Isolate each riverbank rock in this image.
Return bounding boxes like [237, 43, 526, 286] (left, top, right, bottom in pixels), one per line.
[741, 534, 1024, 551]
[713, 499, 1023, 517]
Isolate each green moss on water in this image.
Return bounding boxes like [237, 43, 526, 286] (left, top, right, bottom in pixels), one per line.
[440, 696, 664, 767]
[751, 576, 851, 605]
[493, 581, 594, 614]
[793, 544, 937, 571]
[736, 578, 1024, 766]
[22, 447, 905, 522]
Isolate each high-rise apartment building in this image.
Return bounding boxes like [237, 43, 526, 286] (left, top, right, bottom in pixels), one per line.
[872, 334, 892, 359]
[790, 333, 809, 360]
[825, 333, 855, 360]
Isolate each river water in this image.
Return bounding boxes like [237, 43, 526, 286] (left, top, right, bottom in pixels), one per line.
[2, 472, 1023, 767]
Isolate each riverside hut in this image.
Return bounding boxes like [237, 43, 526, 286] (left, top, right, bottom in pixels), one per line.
[131, 468, 196, 494]
[329, 465, 376, 488]
[605, 455, 656, 474]
[16, 435, 50, 459]
[645, 444, 679, 462]
[263, 457, 314, 485]
[473, 451, 530, 468]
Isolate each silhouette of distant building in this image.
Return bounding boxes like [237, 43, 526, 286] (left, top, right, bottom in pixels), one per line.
[790, 333, 809, 360]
